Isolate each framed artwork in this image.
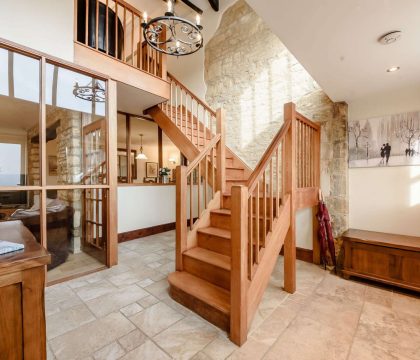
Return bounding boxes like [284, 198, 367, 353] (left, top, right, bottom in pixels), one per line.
[146, 162, 158, 178]
[48, 156, 57, 176]
[348, 110, 420, 168]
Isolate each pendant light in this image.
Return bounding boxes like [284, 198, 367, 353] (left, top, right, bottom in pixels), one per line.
[136, 134, 148, 160]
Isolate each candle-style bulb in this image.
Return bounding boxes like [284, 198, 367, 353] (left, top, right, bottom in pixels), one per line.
[196, 14, 201, 26]
[176, 40, 180, 48]
[142, 12, 147, 22]
[168, 0, 173, 13]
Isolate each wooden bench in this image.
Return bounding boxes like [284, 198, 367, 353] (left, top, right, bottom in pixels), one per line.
[342, 229, 420, 292]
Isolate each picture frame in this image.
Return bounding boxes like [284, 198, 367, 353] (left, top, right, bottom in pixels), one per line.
[146, 162, 158, 178]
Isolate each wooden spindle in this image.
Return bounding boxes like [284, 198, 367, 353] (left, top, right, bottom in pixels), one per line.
[262, 172, 267, 245]
[211, 147, 215, 197]
[105, 0, 109, 54]
[198, 162, 201, 217]
[85, 0, 89, 45]
[255, 182, 260, 264]
[269, 158, 273, 231]
[276, 147, 280, 216]
[114, 2, 118, 59]
[131, 11, 134, 66]
[248, 194, 253, 278]
[205, 154, 208, 208]
[175, 86, 178, 127]
[138, 15, 142, 68]
[190, 172, 193, 230]
[123, 6, 126, 62]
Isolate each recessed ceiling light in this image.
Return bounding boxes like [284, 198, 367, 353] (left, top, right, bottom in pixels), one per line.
[379, 31, 402, 45]
[387, 66, 400, 73]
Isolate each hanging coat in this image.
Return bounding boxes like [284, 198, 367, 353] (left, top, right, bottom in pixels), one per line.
[316, 198, 337, 269]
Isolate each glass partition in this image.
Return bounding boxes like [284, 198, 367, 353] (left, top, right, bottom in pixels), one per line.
[45, 63, 107, 186]
[0, 42, 111, 284]
[0, 48, 40, 186]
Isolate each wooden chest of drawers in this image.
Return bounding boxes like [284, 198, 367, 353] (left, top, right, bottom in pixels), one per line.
[342, 229, 420, 292]
[0, 221, 50, 359]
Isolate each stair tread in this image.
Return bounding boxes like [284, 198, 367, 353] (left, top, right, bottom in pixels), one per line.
[198, 226, 231, 239]
[168, 272, 230, 315]
[184, 247, 231, 271]
[211, 209, 231, 216]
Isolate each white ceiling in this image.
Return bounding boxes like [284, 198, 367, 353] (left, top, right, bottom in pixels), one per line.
[246, 0, 420, 102]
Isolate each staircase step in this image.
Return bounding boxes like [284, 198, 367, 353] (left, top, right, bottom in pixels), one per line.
[226, 167, 246, 180]
[168, 271, 230, 332]
[183, 247, 231, 290]
[210, 210, 231, 231]
[198, 226, 231, 255]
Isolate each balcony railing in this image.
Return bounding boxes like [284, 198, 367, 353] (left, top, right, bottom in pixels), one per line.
[75, 0, 166, 79]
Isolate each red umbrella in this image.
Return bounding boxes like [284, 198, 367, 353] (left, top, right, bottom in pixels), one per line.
[316, 191, 336, 270]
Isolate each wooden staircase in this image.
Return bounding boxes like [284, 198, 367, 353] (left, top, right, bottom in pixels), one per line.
[146, 73, 321, 345]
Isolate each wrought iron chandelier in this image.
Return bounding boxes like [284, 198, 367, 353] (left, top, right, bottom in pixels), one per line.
[73, 79, 106, 103]
[141, 0, 203, 57]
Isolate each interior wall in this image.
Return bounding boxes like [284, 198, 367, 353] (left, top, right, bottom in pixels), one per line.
[204, 0, 349, 239]
[0, 0, 74, 61]
[349, 84, 420, 237]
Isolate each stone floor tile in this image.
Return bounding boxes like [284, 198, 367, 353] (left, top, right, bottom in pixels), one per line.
[47, 303, 95, 340]
[154, 315, 219, 360]
[120, 303, 143, 317]
[364, 285, 393, 308]
[75, 280, 117, 302]
[49, 312, 135, 360]
[119, 340, 171, 360]
[85, 284, 148, 318]
[264, 316, 353, 360]
[136, 278, 154, 288]
[202, 335, 238, 360]
[137, 294, 160, 308]
[392, 291, 420, 317]
[129, 302, 184, 337]
[93, 341, 125, 360]
[118, 329, 148, 352]
[229, 338, 270, 360]
[144, 279, 170, 300]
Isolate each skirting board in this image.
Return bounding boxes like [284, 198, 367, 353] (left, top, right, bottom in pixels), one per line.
[118, 218, 198, 243]
[280, 245, 313, 263]
[118, 222, 176, 243]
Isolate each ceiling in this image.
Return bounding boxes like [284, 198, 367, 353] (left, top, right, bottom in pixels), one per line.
[246, 0, 420, 102]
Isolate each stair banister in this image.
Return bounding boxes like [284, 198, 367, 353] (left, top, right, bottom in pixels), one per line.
[175, 108, 225, 271]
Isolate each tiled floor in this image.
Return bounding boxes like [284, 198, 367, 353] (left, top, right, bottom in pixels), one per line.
[46, 231, 420, 360]
[47, 251, 104, 283]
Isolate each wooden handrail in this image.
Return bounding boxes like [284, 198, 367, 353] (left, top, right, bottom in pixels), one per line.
[246, 118, 292, 193]
[187, 134, 221, 174]
[167, 72, 216, 116]
[74, 0, 166, 79]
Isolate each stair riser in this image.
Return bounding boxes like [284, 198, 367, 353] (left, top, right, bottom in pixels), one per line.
[183, 255, 231, 290]
[210, 213, 231, 231]
[169, 285, 230, 332]
[197, 231, 231, 256]
[226, 168, 246, 180]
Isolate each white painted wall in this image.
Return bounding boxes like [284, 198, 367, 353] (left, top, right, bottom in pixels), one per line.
[296, 208, 313, 249]
[348, 85, 420, 237]
[0, 0, 74, 61]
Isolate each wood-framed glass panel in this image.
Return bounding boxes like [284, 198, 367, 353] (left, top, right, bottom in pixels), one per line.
[45, 63, 107, 186]
[0, 48, 40, 186]
[46, 188, 107, 283]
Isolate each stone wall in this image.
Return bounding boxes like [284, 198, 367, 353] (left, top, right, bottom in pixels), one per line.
[204, 0, 348, 238]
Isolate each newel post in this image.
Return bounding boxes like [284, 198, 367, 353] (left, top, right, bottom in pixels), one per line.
[216, 109, 226, 206]
[284, 102, 297, 293]
[175, 165, 187, 271]
[230, 185, 248, 345]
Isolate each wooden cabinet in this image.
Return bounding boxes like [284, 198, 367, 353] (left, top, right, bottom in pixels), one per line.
[0, 221, 50, 360]
[342, 229, 420, 292]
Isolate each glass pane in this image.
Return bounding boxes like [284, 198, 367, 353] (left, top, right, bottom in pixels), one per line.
[46, 188, 107, 283]
[131, 117, 158, 183]
[46, 63, 107, 185]
[0, 48, 40, 186]
[0, 190, 41, 245]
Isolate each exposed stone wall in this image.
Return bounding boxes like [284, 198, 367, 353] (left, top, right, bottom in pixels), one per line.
[205, 0, 348, 238]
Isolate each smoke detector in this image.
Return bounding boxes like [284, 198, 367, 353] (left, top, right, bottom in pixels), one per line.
[378, 31, 402, 45]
